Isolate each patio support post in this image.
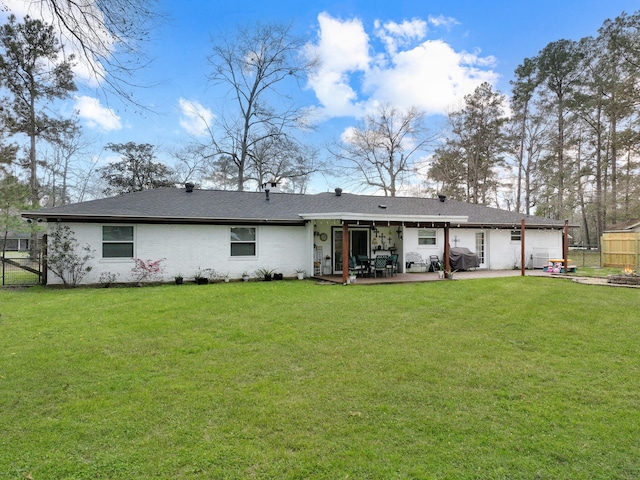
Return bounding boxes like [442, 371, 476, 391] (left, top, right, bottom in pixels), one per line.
[444, 224, 451, 278]
[41, 233, 47, 285]
[342, 222, 349, 283]
[563, 220, 569, 275]
[521, 219, 526, 277]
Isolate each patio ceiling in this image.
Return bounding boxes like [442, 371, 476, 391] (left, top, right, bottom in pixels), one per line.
[298, 212, 469, 227]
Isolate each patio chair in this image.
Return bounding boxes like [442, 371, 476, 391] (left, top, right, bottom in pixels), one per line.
[386, 254, 398, 276]
[373, 255, 388, 278]
[405, 252, 427, 272]
[428, 255, 442, 272]
[349, 256, 366, 277]
[357, 255, 371, 277]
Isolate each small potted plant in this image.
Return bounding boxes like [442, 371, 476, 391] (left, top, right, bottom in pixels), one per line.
[295, 267, 305, 280]
[174, 273, 184, 285]
[255, 267, 275, 281]
[220, 272, 230, 283]
[348, 269, 357, 284]
[206, 268, 218, 283]
[193, 268, 209, 285]
[241, 270, 250, 282]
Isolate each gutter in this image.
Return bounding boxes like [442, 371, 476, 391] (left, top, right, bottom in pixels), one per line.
[20, 212, 307, 226]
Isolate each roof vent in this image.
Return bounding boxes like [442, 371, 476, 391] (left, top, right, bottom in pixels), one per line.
[265, 189, 270, 202]
[438, 194, 446, 202]
[185, 182, 195, 193]
[335, 188, 342, 196]
[378, 204, 387, 209]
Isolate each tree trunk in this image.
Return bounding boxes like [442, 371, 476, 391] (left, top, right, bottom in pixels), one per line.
[609, 114, 618, 225]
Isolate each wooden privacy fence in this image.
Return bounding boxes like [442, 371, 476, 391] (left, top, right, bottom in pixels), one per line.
[601, 232, 640, 269]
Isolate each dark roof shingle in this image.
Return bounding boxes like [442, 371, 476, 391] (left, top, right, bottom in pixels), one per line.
[24, 187, 566, 228]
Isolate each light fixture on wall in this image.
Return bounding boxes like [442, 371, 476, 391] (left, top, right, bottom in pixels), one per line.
[396, 226, 403, 239]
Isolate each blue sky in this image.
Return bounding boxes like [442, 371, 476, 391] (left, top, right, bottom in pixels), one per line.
[3, 0, 640, 192]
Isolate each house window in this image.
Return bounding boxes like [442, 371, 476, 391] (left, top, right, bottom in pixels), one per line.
[511, 230, 522, 242]
[102, 226, 134, 258]
[1, 239, 19, 251]
[230, 227, 256, 256]
[418, 229, 437, 246]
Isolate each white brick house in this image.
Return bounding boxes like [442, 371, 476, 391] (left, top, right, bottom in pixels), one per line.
[23, 185, 568, 285]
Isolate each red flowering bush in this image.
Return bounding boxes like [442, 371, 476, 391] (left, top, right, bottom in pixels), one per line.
[131, 258, 165, 284]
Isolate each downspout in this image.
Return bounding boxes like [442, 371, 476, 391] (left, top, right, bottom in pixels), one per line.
[521, 219, 526, 277]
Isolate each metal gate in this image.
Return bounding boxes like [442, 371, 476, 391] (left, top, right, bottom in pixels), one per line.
[1, 254, 44, 286]
[1, 236, 46, 286]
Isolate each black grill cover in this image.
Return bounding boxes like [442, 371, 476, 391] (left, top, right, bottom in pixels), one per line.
[449, 247, 480, 271]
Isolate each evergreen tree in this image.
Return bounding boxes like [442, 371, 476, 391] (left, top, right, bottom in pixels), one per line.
[430, 83, 507, 205]
[0, 15, 76, 208]
[98, 142, 175, 196]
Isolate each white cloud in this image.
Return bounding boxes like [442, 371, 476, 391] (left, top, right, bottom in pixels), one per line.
[367, 40, 499, 115]
[305, 12, 499, 120]
[428, 15, 460, 29]
[304, 12, 372, 118]
[178, 98, 214, 137]
[75, 95, 122, 131]
[374, 19, 427, 56]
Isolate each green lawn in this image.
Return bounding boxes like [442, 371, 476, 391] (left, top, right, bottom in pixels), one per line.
[1, 278, 639, 479]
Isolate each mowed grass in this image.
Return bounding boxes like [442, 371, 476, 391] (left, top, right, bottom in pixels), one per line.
[1, 278, 639, 479]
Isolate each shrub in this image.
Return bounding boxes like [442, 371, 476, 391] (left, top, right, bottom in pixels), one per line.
[131, 258, 165, 284]
[46, 225, 94, 287]
[98, 271, 119, 287]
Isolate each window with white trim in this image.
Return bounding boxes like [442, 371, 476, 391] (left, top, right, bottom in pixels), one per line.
[230, 227, 256, 256]
[418, 229, 437, 246]
[102, 226, 134, 258]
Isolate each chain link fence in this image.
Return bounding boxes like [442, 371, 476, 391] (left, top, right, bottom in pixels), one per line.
[568, 246, 601, 268]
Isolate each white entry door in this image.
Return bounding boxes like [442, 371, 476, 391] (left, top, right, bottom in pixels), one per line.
[475, 232, 486, 268]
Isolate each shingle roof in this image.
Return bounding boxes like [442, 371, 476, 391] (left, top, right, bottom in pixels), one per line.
[604, 219, 640, 232]
[23, 187, 567, 228]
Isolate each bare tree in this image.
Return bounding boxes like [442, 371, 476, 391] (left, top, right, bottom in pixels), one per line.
[39, 119, 95, 206]
[205, 21, 318, 191]
[334, 104, 434, 197]
[249, 134, 320, 193]
[169, 143, 212, 186]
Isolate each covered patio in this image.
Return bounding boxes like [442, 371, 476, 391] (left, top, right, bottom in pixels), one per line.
[305, 215, 469, 284]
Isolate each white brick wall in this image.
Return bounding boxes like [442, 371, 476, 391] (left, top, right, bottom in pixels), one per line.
[45, 222, 563, 284]
[47, 222, 311, 285]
